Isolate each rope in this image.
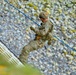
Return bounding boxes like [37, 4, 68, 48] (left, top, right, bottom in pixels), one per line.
[54, 36, 76, 51]
[4, 0, 40, 26]
[4, 0, 76, 52]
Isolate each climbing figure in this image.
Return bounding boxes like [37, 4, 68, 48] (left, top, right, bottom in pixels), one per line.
[19, 11, 54, 64]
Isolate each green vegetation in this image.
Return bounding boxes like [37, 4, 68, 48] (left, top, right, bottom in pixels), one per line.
[0, 55, 43, 75]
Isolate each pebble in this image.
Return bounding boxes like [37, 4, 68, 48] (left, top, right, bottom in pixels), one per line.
[70, 71, 76, 75]
[0, 0, 76, 75]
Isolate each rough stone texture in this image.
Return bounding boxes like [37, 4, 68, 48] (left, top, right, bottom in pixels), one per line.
[0, 0, 76, 75]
